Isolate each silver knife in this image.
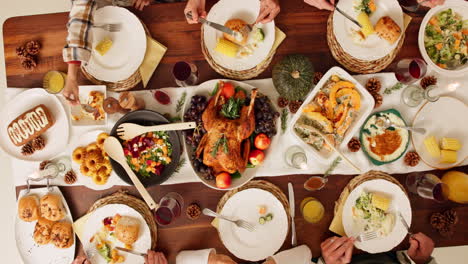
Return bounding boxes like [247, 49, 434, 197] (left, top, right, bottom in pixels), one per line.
[115, 247, 147, 257]
[334, 4, 362, 28]
[398, 212, 413, 236]
[185, 12, 242, 39]
[288, 182, 297, 247]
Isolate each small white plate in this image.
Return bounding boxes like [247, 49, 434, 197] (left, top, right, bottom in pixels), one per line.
[82, 204, 151, 264]
[342, 179, 411, 254]
[412, 96, 468, 169]
[70, 85, 107, 126]
[83, 6, 147, 82]
[333, 0, 403, 61]
[218, 188, 288, 261]
[0, 88, 70, 161]
[203, 0, 275, 71]
[15, 186, 76, 264]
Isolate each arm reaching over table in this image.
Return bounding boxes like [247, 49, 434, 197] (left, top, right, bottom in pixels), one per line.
[255, 0, 280, 24]
[145, 250, 168, 264]
[304, 0, 335, 11]
[407, 232, 437, 264]
[184, 0, 207, 24]
[418, 0, 445, 8]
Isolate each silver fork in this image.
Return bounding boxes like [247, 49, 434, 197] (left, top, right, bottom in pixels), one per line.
[202, 208, 256, 232]
[93, 23, 122, 32]
[356, 231, 378, 242]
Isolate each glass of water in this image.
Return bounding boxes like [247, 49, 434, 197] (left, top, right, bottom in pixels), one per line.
[285, 145, 308, 169]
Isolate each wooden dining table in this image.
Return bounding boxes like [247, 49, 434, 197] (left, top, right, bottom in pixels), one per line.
[5, 0, 468, 263]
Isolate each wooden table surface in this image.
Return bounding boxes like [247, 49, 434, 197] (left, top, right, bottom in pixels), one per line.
[6, 0, 468, 263]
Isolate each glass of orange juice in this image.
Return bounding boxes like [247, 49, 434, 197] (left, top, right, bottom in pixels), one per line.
[300, 197, 325, 224]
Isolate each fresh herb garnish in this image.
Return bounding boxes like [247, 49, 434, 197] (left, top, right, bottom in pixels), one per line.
[246, 163, 256, 168]
[356, 0, 372, 15]
[231, 171, 242, 179]
[174, 158, 186, 173]
[324, 157, 342, 177]
[384, 82, 404, 95]
[235, 86, 247, 95]
[281, 108, 288, 134]
[176, 91, 187, 113]
[210, 83, 219, 96]
[220, 97, 245, 119]
[211, 134, 229, 157]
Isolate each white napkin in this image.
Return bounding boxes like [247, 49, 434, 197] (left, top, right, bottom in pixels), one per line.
[270, 245, 313, 264]
[176, 249, 215, 264]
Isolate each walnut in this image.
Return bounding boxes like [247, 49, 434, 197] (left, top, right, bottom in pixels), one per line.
[420, 76, 437, 90]
[25, 40, 41, 56]
[313, 72, 324, 85]
[347, 138, 361, 152]
[288, 100, 303, 114]
[277, 97, 289, 108]
[39, 160, 51, 170]
[21, 142, 35, 156]
[404, 151, 420, 167]
[372, 92, 383, 108]
[64, 170, 77, 185]
[186, 203, 201, 220]
[366, 78, 382, 94]
[32, 136, 46, 150]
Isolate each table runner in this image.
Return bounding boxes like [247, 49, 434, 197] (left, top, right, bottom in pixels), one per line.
[7, 72, 468, 188]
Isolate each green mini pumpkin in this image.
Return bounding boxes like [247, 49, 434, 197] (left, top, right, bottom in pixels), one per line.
[272, 54, 315, 101]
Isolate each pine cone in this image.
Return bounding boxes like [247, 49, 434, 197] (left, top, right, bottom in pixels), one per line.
[21, 56, 37, 70]
[32, 136, 46, 150]
[186, 203, 201, 220]
[420, 76, 437, 90]
[64, 170, 77, 185]
[289, 100, 303, 114]
[25, 40, 41, 56]
[347, 138, 361, 152]
[277, 97, 289, 108]
[313, 72, 324, 85]
[439, 225, 454, 238]
[444, 209, 458, 225]
[404, 151, 420, 167]
[430, 212, 446, 230]
[366, 78, 382, 94]
[21, 142, 35, 156]
[372, 92, 383, 108]
[16, 46, 28, 58]
[39, 160, 51, 170]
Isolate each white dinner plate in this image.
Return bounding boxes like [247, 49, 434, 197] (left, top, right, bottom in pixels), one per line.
[412, 96, 468, 169]
[0, 88, 69, 161]
[83, 204, 151, 264]
[15, 186, 76, 264]
[333, 0, 404, 61]
[342, 179, 411, 254]
[203, 0, 275, 71]
[69, 129, 123, 190]
[218, 188, 288, 261]
[83, 6, 146, 82]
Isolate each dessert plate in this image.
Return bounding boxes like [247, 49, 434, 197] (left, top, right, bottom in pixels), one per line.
[0, 88, 69, 161]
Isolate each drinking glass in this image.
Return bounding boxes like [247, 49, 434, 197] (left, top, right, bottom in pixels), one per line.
[154, 192, 184, 225]
[300, 197, 325, 224]
[173, 61, 198, 87]
[284, 145, 308, 170]
[393, 58, 427, 85]
[401, 84, 439, 107]
[406, 173, 449, 202]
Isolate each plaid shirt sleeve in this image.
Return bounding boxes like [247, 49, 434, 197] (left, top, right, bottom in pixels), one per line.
[62, 0, 97, 64]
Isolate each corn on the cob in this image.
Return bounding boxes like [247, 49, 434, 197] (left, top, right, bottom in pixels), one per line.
[371, 193, 391, 212]
[440, 150, 457, 163]
[441, 138, 461, 151]
[215, 38, 239, 58]
[357, 12, 375, 37]
[424, 136, 440, 158]
[95, 37, 113, 56]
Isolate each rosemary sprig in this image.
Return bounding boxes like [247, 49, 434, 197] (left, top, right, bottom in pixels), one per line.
[174, 158, 186, 173]
[324, 157, 342, 177]
[220, 97, 245, 119]
[176, 91, 187, 113]
[281, 108, 288, 134]
[384, 82, 404, 95]
[211, 134, 229, 157]
[210, 83, 219, 96]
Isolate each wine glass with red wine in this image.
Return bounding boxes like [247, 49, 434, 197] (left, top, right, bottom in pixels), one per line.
[154, 192, 184, 225]
[398, 0, 431, 13]
[393, 58, 427, 85]
[173, 61, 199, 87]
[406, 173, 449, 202]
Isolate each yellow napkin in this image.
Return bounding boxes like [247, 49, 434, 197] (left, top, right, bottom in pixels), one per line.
[328, 189, 350, 236]
[139, 36, 167, 88]
[73, 213, 91, 242]
[211, 218, 219, 229]
[403, 14, 412, 30]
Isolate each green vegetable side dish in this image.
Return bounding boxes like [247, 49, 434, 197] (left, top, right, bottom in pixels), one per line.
[253, 28, 265, 42]
[424, 8, 468, 69]
[259, 213, 274, 225]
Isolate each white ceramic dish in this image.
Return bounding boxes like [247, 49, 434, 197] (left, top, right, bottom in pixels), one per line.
[82, 204, 151, 264]
[70, 85, 107, 126]
[84, 6, 147, 82]
[182, 79, 281, 190]
[203, 0, 275, 71]
[0, 88, 69, 161]
[289, 67, 375, 164]
[342, 179, 411, 254]
[15, 186, 76, 264]
[333, 0, 404, 61]
[412, 96, 468, 170]
[418, 1, 468, 77]
[218, 188, 288, 261]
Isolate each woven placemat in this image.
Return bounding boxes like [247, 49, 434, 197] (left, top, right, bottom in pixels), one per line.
[216, 180, 291, 232]
[201, 27, 275, 80]
[326, 14, 405, 74]
[87, 190, 158, 249]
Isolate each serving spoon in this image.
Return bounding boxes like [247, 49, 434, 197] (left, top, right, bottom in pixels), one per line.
[383, 117, 426, 134]
[103, 136, 158, 210]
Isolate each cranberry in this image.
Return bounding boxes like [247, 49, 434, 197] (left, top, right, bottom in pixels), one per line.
[154, 90, 171, 105]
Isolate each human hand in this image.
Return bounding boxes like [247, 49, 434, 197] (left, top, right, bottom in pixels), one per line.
[133, 0, 150, 11]
[184, 0, 207, 24]
[255, 0, 280, 24]
[144, 250, 168, 264]
[407, 232, 435, 264]
[62, 71, 80, 106]
[418, 0, 445, 8]
[321, 236, 354, 264]
[208, 251, 237, 264]
[304, 0, 335, 11]
[71, 256, 90, 264]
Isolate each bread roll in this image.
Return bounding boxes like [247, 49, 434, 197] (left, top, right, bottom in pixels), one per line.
[115, 216, 140, 245]
[7, 104, 54, 146]
[33, 217, 55, 245]
[40, 194, 66, 221]
[50, 221, 74, 249]
[18, 195, 39, 222]
[375, 16, 401, 45]
[224, 19, 248, 46]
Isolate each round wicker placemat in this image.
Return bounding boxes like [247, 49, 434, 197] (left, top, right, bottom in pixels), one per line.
[87, 190, 157, 249]
[216, 180, 291, 232]
[201, 27, 275, 80]
[327, 14, 405, 74]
